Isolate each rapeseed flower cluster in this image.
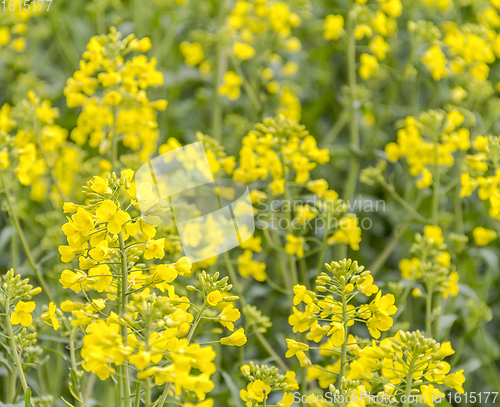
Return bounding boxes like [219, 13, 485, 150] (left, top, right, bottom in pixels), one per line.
[344, 330, 465, 407]
[239, 362, 299, 406]
[0, 8, 37, 54]
[233, 115, 328, 192]
[65, 28, 167, 164]
[283, 260, 466, 405]
[459, 134, 500, 222]
[56, 172, 246, 405]
[288, 259, 395, 349]
[421, 17, 500, 82]
[1, 1, 496, 404]
[232, 115, 362, 285]
[179, 0, 304, 120]
[0, 91, 79, 202]
[385, 110, 472, 189]
[399, 225, 459, 300]
[0, 269, 43, 404]
[323, 0, 401, 81]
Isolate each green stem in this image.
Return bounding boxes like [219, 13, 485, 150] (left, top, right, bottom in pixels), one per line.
[83, 374, 96, 404]
[432, 132, 440, 225]
[264, 220, 293, 298]
[279, 253, 293, 297]
[455, 156, 464, 235]
[370, 219, 410, 275]
[10, 217, 19, 270]
[485, 362, 500, 393]
[235, 63, 261, 112]
[224, 251, 289, 371]
[117, 365, 123, 407]
[284, 181, 298, 287]
[403, 356, 415, 407]
[433, 295, 441, 340]
[343, 1, 360, 203]
[112, 131, 118, 173]
[70, 326, 83, 407]
[316, 226, 329, 277]
[426, 287, 433, 337]
[0, 170, 54, 302]
[369, 195, 422, 274]
[6, 299, 29, 398]
[253, 327, 289, 372]
[339, 291, 349, 379]
[338, 244, 347, 262]
[145, 379, 151, 407]
[212, 49, 224, 141]
[399, 278, 416, 307]
[187, 305, 206, 343]
[299, 257, 309, 289]
[264, 274, 288, 294]
[211, 0, 228, 142]
[141, 314, 153, 407]
[7, 366, 16, 403]
[262, 227, 289, 255]
[155, 383, 171, 407]
[134, 380, 142, 407]
[322, 108, 349, 147]
[380, 180, 427, 223]
[119, 233, 131, 407]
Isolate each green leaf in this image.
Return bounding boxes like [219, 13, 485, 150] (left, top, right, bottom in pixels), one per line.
[221, 371, 244, 407]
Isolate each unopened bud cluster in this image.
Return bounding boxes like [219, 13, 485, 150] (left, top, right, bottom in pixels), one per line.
[0, 268, 41, 306]
[199, 270, 236, 299]
[243, 305, 272, 334]
[241, 362, 296, 391]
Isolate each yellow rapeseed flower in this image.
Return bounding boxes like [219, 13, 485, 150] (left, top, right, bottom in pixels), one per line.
[11, 301, 36, 327]
[220, 328, 247, 346]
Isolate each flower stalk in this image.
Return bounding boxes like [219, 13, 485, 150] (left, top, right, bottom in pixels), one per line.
[5, 299, 29, 399]
[344, 1, 360, 203]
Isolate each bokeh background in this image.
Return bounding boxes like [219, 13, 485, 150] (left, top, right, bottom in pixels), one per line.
[1, 0, 500, 405]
